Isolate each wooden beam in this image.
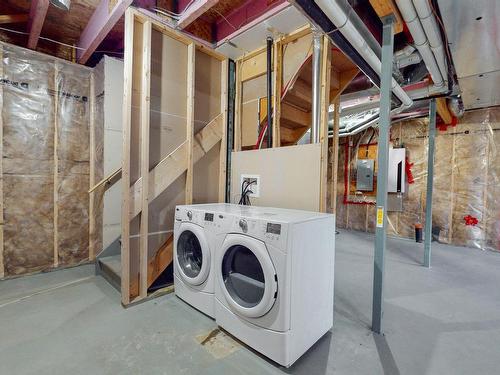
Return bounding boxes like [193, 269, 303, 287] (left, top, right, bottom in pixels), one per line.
[88, 167, 122, 193]
[89, 72, 97, 261]
[218, 59, 229, 202]
[129, 114, 224, 219]
[436, 97, 453, 125]
[185, 43, 196, 204]
[77, 0, 134, 64]
[319, 35, 331, 213]
[240, 50, 268, 82]
[368, 0, 404, 34]
[121, 9, 135, 306]
[177, 0, 220, 29]
[0, 14, 29, 24]
[139, 21, 152, 299]
[27, 0, 49, 49]
[331, 98, 340, 214]
[330, 68, 359, 103]
[272, 39, 283, 148]
[53, 65, 59, 268]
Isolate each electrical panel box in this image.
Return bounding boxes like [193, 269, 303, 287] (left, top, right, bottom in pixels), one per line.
[356, 159, 374, 191]
[388, 148, 406, 193]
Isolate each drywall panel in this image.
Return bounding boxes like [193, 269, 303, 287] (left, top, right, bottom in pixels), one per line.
[231, 143, 321, 211]
[283, 33, 312, 87]
[193, 50, 222, 204]
[241, 75, 266, 148]
[102, 56, 124, 249]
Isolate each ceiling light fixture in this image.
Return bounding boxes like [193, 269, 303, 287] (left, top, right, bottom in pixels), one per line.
[50, 0, 71, 11]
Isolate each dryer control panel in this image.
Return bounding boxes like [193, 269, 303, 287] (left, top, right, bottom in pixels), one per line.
[230, 215, 288, 251]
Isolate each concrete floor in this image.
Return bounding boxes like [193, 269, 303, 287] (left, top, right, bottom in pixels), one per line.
[1, 230, 500, 374]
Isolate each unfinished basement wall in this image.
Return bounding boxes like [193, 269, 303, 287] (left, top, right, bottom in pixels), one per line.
[333, 106, 500, 252]
[0, 42, 100, 277]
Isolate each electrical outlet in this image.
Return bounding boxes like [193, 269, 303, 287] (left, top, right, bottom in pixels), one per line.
[240, 174, 260, 198]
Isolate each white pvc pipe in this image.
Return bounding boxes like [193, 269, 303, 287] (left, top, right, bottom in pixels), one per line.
[315, 0, 413, 108]
[394, 0, 445, 88]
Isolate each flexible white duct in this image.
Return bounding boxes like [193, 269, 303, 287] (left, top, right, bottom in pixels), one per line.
[394, 0, 445, 88]
[314, 0, 413, 108]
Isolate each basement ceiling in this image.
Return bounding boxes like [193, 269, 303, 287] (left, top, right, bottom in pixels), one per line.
[438, 0, 500, 110]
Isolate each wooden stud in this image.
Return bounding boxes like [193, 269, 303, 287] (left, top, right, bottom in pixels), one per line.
[319, 35, 331, 213]
[89, 72, 97, 261]
[185, 43, 196, 205]
[234, 60, 242, 152]
[121, 8, 135, 305]
[272, 39, 282, 148]
[139, 20, 152, 299]
[218, 59, 229, 202]
[0, 46, 3, 278]
[331, 97, 340, 214]
[53, 64, 59, 268]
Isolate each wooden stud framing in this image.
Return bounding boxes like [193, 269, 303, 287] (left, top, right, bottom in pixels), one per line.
[89, 72, 97, 261]
[319, 36, 332, 213]
[219, 59, 229, 202]
[272, 39, 283, 148]
[121, 9, 135, 305]
[0, 46, 3, 278]
[185, 43, 196, 205]
[139, 21, 152, 299]
[53, 65, 59, 268]
[331, 97, 340, 214]
[121, 8, 227, 305]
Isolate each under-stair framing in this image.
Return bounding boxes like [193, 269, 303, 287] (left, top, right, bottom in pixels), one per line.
[118, 9, 228, 306]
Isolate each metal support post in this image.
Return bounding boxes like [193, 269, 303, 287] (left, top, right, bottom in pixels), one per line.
[424, 99, 436, 267]
[311, 29, 322, 143]
[372, 15, 395, 335]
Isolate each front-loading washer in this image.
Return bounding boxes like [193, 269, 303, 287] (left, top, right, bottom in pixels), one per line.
[214, 205, 335, 367]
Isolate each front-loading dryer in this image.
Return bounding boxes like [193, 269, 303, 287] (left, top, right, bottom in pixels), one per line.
[214, 205, 335, 367]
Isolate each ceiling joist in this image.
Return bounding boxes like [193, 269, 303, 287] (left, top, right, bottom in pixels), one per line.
[368, 0, 404, 34]
[27, 0, 49, 49]
[177, 0, 220, 29]
[77, 0, 133, 64]
[0, 14, 29, 24]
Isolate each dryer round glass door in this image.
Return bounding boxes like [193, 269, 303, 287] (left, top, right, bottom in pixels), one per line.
[219, 234, 277, 318]
[175, 222, 210, 286]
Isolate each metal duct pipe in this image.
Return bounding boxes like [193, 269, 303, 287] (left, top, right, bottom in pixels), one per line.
[311, 31, 322, 143]
[396, 52, 422, 69]
[266, 37, 273, 148]
[314, 0, 413, 109]
[412, 0, 447, 80]
[394, 0, 445, 88]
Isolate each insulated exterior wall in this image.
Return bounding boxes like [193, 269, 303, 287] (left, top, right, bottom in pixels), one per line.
[334, 107, 500, 252]
[0, 42, 96, 277]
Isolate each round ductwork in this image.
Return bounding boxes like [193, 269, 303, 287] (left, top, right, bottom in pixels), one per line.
[50, 0, 71, 11]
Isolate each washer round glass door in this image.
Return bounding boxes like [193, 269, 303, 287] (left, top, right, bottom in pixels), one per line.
[175, 222, 210, 286]
[219, 234, 277, 318]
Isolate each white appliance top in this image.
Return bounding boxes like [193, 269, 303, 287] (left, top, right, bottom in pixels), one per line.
[178, 203, 332, 224]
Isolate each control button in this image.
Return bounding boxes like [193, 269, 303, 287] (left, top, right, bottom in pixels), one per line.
[187, 211, 193, 220]
[239, 219, 248, 232]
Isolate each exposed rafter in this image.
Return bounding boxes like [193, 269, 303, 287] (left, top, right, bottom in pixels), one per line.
[177, 0, 220, 29]
[77, 0, 133, 64]
[27, 0, 49, 49]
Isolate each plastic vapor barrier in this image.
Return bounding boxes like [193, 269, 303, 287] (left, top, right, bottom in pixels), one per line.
[334, 107, 500, 252]
[0, 42, 95, 276]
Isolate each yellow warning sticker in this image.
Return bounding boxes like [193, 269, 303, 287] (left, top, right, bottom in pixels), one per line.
[376, 207, 384, 228]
